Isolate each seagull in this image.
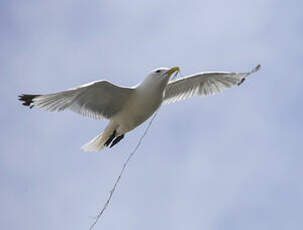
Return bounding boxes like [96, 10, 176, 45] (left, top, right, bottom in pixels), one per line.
[19, 64, 261, 151]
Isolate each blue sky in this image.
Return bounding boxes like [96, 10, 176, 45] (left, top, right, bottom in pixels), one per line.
[1, 0, 303, 229]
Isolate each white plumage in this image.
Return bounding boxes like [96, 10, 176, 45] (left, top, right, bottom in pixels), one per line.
[31, 81, 134, 119]
[163, 64, 260, 104]
[19, 65, 261, 151]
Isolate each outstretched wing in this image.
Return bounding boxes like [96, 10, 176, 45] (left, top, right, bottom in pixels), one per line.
[19, 80, 134, 119]
[163, 65, 261, 104]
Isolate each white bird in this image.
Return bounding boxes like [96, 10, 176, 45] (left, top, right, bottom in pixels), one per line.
[19, 65, 261, 151]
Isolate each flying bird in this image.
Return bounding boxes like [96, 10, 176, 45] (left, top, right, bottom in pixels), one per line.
[19, 65, 261, 151]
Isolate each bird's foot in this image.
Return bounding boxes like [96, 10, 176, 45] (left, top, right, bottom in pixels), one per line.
[104, 130, 116, 146]
[110, 135, 125, 148]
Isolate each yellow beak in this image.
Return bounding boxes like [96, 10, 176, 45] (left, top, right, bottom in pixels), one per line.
[166, 66, 180, 76]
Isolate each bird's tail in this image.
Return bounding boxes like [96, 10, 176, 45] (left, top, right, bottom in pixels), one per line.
[81, 123, 117, 152]
[81, 132, 107, 152]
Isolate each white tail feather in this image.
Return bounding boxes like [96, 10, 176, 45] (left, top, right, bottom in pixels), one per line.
[81, 132, 106, 152]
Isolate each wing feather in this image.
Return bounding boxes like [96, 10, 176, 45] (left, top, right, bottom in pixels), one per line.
[19, 80, 134, 119]
[163, 65, 261, 104]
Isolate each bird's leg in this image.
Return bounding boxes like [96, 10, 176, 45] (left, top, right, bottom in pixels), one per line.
[110, 135, 125, 148]
[105, 130, 116, 147]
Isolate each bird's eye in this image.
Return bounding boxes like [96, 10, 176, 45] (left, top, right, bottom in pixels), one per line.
[156, 70, 161, 73]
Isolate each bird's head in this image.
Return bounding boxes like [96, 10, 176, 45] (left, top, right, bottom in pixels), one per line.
[140, 66, 180, 90]
[148, 66, 180, 80]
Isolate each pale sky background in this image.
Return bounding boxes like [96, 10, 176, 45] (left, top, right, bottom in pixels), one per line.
[1, 0, 303, 229]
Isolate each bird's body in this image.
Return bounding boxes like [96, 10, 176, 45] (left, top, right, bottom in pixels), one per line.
[87, 80, 165, 151]
[113, 86, 162, 134]
[19, 65, 261, 151]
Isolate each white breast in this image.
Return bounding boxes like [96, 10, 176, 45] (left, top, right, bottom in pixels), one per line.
[112, 86, 163, 134]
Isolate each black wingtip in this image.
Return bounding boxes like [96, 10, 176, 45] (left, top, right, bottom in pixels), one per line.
[237, 78, 246, 86]
[253, 64, 261, 73]
[237, 64, 261, 86]
[18, 94, 40, 108]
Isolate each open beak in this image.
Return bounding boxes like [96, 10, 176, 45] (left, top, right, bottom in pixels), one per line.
[166, 66, 180, 76]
